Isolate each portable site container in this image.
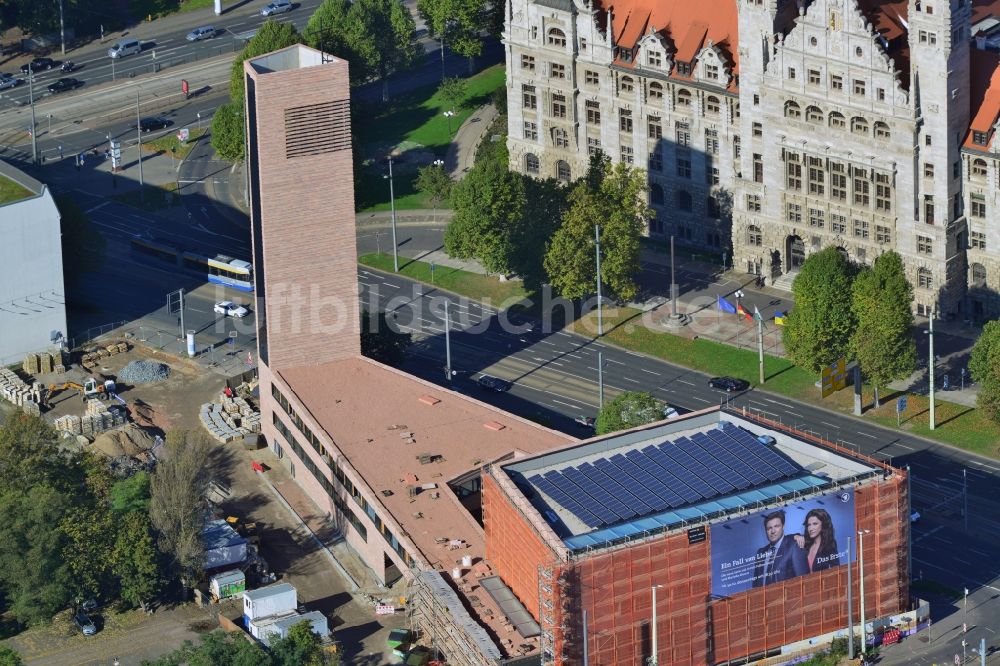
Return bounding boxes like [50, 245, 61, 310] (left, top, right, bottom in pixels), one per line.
[243, 582, 297, 624]
[209, 569, 246, 600]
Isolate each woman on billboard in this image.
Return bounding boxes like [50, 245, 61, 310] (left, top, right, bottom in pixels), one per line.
[794, 508, 840, 572]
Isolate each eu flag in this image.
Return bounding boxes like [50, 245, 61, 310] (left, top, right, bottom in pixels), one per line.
[717, 296, 737, 313]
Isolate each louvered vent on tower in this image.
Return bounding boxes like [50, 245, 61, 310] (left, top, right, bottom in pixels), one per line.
[284, 99, 351, 158]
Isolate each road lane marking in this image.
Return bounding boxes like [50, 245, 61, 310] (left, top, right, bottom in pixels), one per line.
[86, 201, 110, 213]
[641, 369, 658, 375]
[553, 399, 584, 409]
[857, 432, 877, 439]
[625, 378, 641, 384]
[820, 421, 839, 428]
[676, 379, 695, 386]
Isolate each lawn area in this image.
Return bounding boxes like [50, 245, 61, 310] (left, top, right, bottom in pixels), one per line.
[359, 254, 528, 307]
[0, 175, 33, 204]
[129, 0, 217, 20]
[141, 128, 207, 160]
[354, 65, 506, 211]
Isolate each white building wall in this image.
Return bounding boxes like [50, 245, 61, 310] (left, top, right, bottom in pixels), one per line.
[0, 171, 66, 365]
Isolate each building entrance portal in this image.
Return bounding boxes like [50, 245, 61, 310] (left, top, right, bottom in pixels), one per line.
[787, 236, 805, 271]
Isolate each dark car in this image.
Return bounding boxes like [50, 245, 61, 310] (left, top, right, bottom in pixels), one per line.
[74, 612, 97, 636]
[477, 375, 512, 392]
[21, 57, 57, 74]
[137, 116, 171, 132]
[47, 77, 82, 94]
[708, 376, 750, 392]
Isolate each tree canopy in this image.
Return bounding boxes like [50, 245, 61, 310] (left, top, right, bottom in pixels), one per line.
[142, 626, 338, 666]
[596, 392, 664, 435]
[782, 247, 856, 373]
[850, 251, 916, 407]
[970, 320, 1000, 424]
[417, 0, 487, 59]
[544, 155, 648, 302]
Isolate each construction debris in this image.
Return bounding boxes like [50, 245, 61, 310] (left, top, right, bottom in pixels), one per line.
[200, 389, 261, 443]
[91, 423, 158, 458]
[119, 359, 171, 385]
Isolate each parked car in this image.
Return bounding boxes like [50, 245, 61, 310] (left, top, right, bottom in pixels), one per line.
[707, 376, 750, 392]
[0, 75, 19, 90]
[74, 612, 97, 636]
[662, 404, 680, 419]
[137, 116, 171, 132]
[260, 0, 292, 15]
[186, 25, 216, 41]
[214, 301, 249, 318]
[477, 375, 512, 392]
[21, 57, 57, 74]
[47, 77, 82, 94]
[574, 415, 596, 430]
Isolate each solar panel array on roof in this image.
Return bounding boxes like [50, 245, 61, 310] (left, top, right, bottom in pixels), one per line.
[528, 423, 803, 530]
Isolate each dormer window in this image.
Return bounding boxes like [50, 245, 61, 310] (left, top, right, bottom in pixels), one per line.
[647, 51, 662, 68]
[617, 47, 634, 63]
[973, 131, 988, 145]
[676, 61, 691, 76]
[705, 64, 719, 79]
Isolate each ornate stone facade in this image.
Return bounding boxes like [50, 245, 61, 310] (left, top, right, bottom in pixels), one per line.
[505, 0, 1000, 318]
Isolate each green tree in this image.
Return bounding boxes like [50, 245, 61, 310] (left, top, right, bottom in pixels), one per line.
[850, 251, 917, 407]
[437, 76, 467, 113]
[0, 414, 80, 494]
[596, 392, 664, 435]
[302, 0, 353, 61]
[140, 631, 273, 666]
[969, 320, 1000, 424]
[782, 247, 856, 374]
[0, 646, 23, 666]
[210, 102, 246, 163]
[415, 163, 453, 208]
[112, 511, 161, 610]
[444, 152, 525, 275]
[360, 310, 412, 366]
[0, 485, 73, 626]
[510, 177, 567, 292]
[417, 0, 486, 61]
[544, 158, 647, 302]
[271, 620, 335, 666]
[345, 0, 419, 98]
[111, 471, 151, 513]
[149, 431, 211, 585]
[60, 506, 116, 602]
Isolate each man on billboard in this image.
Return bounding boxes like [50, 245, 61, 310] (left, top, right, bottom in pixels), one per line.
[752, 510, 808, 587]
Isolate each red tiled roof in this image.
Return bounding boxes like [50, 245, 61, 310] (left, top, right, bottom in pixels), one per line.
[966, 48, 1000, 151]
[675, 21, 709, 64]
[598, 0, 739, 73]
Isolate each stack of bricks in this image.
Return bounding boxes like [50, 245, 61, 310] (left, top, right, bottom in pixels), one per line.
[200, 391, 262, 443]
[54, 414, 83, 435]
[54, 405, 126, 439]
[22, 354, 40, 375]
[81, 342, 129, 369]
[38, 352, 53, 374]
[0, 368, 32, 406]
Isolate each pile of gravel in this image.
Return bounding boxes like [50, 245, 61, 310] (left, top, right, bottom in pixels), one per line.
[119, 359, 170, 384]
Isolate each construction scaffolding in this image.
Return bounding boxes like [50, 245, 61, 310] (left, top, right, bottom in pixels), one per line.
[410, 570, 503, 666]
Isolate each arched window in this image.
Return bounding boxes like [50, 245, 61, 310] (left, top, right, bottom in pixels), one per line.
[649, 82, 664, 100]
[525, 153, 539, 174]
[972, 263, 987, 287]
[806, 106, 823, 123]
[917, 267, 933, 289]
[829, 111, 846, 129]
[874, 121, 890, 139]
[676, 89, 692, 107]
[547, 28, 566, 47]
[747, 225, 762, 246]
[556, 160, 571, 181]
[851, 117, 869, 134]
[972, 158, 988, 178]
[676, 190, 692, 211]
[784, 101, 801, 119]
[650, 184, 664, 205]
[620, 76, 634, 93]
[706, 96, 720, 114]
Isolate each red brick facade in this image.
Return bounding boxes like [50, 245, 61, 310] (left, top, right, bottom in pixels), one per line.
[486, 471, 910, 666]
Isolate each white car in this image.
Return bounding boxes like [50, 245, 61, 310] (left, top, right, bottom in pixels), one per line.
[0, 75, 19, 90]
[186, 26, 216, 41]
[214, 301, 249, 318]
[260, 0, 292, 16]
[662, 405, 680, 419]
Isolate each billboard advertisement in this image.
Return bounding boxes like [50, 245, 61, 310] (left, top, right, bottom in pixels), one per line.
[710, 489, 856, 596]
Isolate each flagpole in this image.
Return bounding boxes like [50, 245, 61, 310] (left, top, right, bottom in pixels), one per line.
[757, 308, 765, 384]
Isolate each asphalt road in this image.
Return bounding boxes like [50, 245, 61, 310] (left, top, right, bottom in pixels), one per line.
[351, 267, 1000, 661]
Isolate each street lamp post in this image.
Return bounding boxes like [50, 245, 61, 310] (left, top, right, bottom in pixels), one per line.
[136, 91, 144, 191]
[444, 299, 452, 382]
[197, 112, 202, 132]
[444, 110, 456, 134]
[384, 158, 399, 272]
[858, 529, 871, 654]
[595, 224, 603, 336]
[670, 235, 678, 317]
[846, 535, 855, 659]
[432, 158, 444, 223]
[929, 308, 936, 430]
[647, 584, 664, 666]
[58, 0, 66, 55]
[28, 65, 37, 164]
[598, 351, 605, 407]
[964, 586, 969, 634]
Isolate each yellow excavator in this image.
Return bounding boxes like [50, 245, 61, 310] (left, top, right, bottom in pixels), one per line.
[45, 377, 116, 405]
